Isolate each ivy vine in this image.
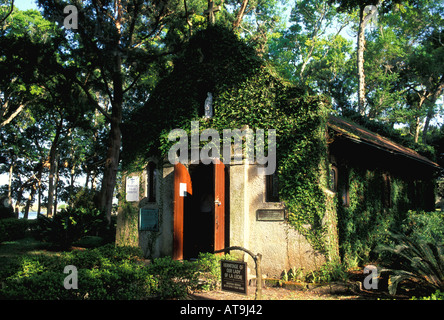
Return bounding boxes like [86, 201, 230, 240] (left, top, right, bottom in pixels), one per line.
[122, 26, 332, 256]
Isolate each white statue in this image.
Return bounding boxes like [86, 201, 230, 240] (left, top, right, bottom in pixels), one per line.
[204, 92, 213, 119]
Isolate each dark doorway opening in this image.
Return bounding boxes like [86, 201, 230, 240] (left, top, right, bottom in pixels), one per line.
[183, 163, 215, 259]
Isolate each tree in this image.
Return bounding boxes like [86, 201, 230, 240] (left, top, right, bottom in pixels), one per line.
[0, 8, 58, 129]
[36, 0, 195, 223]
[367, 0, 444, 142]
[329, 0, 382, 115]
[269, 0, 355, 107]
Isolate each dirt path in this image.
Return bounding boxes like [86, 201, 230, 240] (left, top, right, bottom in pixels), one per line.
[187, 283, 379, 300]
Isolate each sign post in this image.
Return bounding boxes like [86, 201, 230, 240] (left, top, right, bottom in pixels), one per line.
[125, 176, 139, 202]
[215, 246, 262, 300]
[221, 260, 248, 295]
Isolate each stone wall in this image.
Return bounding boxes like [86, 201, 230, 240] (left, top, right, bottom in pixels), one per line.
[116, 161, 332, 278]
[229, 162, 326, 278]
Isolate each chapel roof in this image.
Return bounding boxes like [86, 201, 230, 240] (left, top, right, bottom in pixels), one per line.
[327, 115, 441, 170]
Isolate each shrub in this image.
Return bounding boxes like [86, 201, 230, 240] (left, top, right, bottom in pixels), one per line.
[0, 218, 29, 242]
[400, 210, 444, 244]
[0, 205, 14, 219]
[377, 232, 444, 295]
[195, 252, 235, 291]
[0, 244, 156, 300]
[412, 290, 444, 300]
[147, 256, 198, 299]
[304, 260, 349, 284]
[36, 207, 110, 249]
[1, 245, 239, 300]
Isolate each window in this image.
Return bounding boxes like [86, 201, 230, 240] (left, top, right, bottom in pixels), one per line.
[341, 184, 350, 207]
[339, 167, 350, 207]
[382, 174, 391, 208]
[330, 166, 338, 192]
[265, 172, 279, 202]
[147, 162, 157, 203]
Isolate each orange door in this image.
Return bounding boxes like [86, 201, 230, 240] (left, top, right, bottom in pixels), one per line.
[214, 159, 225, 253]
[173, 163, 192, 260]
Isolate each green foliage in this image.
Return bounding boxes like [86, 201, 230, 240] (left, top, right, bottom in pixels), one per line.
[0, 244, 249, 300]
[146, 256, 198, 299]
[123, 26, 332, 254]
[0, 244, 156, 300]
[377, 232, 444, 295]
[0, 218, 29, 242]
[401, 210, 444, 244]
[335, 164, 436, 267]
[412, 290, 444, 300]
[195, 252, 236, 291]
[35, 207, 111, 249]
[67, 187, 99, 211]
[288, 261, 349, 284]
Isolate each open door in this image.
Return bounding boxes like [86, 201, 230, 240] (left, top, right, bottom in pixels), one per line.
[173, 163, 192, 260]
[214, 159, 225, 254]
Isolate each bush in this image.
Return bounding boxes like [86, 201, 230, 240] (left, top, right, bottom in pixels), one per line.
[304, 261, 349, 284]
[377, 232, 444, 295]
[195, 252, 235, 291]
[67, 187, 98, 210]
[147, 256, 198, 299]
[0, 205, 14, 219]
[400, 210, 444, 244]
[0, 218, 29, 243]
[0, 244, 238, 300]
[0, 244, 156, 300]
[36, 207, 111, 249]
[412, 290, 444, 300]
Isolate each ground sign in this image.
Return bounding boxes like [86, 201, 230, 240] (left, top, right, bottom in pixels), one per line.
[221, 260, 248, 295]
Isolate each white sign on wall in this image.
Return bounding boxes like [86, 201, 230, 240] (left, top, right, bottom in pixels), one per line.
[126, 176, 140, 202]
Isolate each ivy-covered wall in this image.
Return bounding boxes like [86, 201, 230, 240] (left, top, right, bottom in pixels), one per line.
[334, 158, 436, 268]
[122, 26, 335, 260]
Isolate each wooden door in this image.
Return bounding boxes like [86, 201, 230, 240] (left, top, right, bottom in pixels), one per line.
[173, 163, 192, 260]
[214, 159, 225, 253]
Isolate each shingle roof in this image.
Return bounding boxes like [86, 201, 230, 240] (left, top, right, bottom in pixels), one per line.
[327, 115, 440, 169]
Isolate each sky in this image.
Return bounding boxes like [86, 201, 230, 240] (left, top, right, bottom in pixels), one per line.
[14, 0, 39, 11]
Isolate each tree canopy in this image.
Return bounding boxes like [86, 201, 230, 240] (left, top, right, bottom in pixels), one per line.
[1, 0, 443, 222]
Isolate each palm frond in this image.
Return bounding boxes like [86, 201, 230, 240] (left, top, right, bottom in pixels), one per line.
[376, 231, 444, 295]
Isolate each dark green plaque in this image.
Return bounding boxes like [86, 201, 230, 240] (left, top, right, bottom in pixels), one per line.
[139, 208, 159, 231]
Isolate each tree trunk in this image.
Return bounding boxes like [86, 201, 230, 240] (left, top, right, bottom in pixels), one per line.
[414, 116, 422, 143]
[37, 166, 42, 216]
[7, 159, 14, 208]
[53, 155, 60, 215]
[422, 104, 434, 144]
[24, 180, 37, 220]
[47, 119, 63, 217]
[357, 5, 367, 115]
[99, 53, 123, 224]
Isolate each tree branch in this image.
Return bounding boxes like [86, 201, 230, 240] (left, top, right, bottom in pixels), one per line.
[233, 0, 248, 29]
[0, 102, 26, 128]
[0, 0, 14, 25]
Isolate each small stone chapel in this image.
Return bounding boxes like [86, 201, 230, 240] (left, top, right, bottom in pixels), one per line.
[116, 25, 440, 278]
